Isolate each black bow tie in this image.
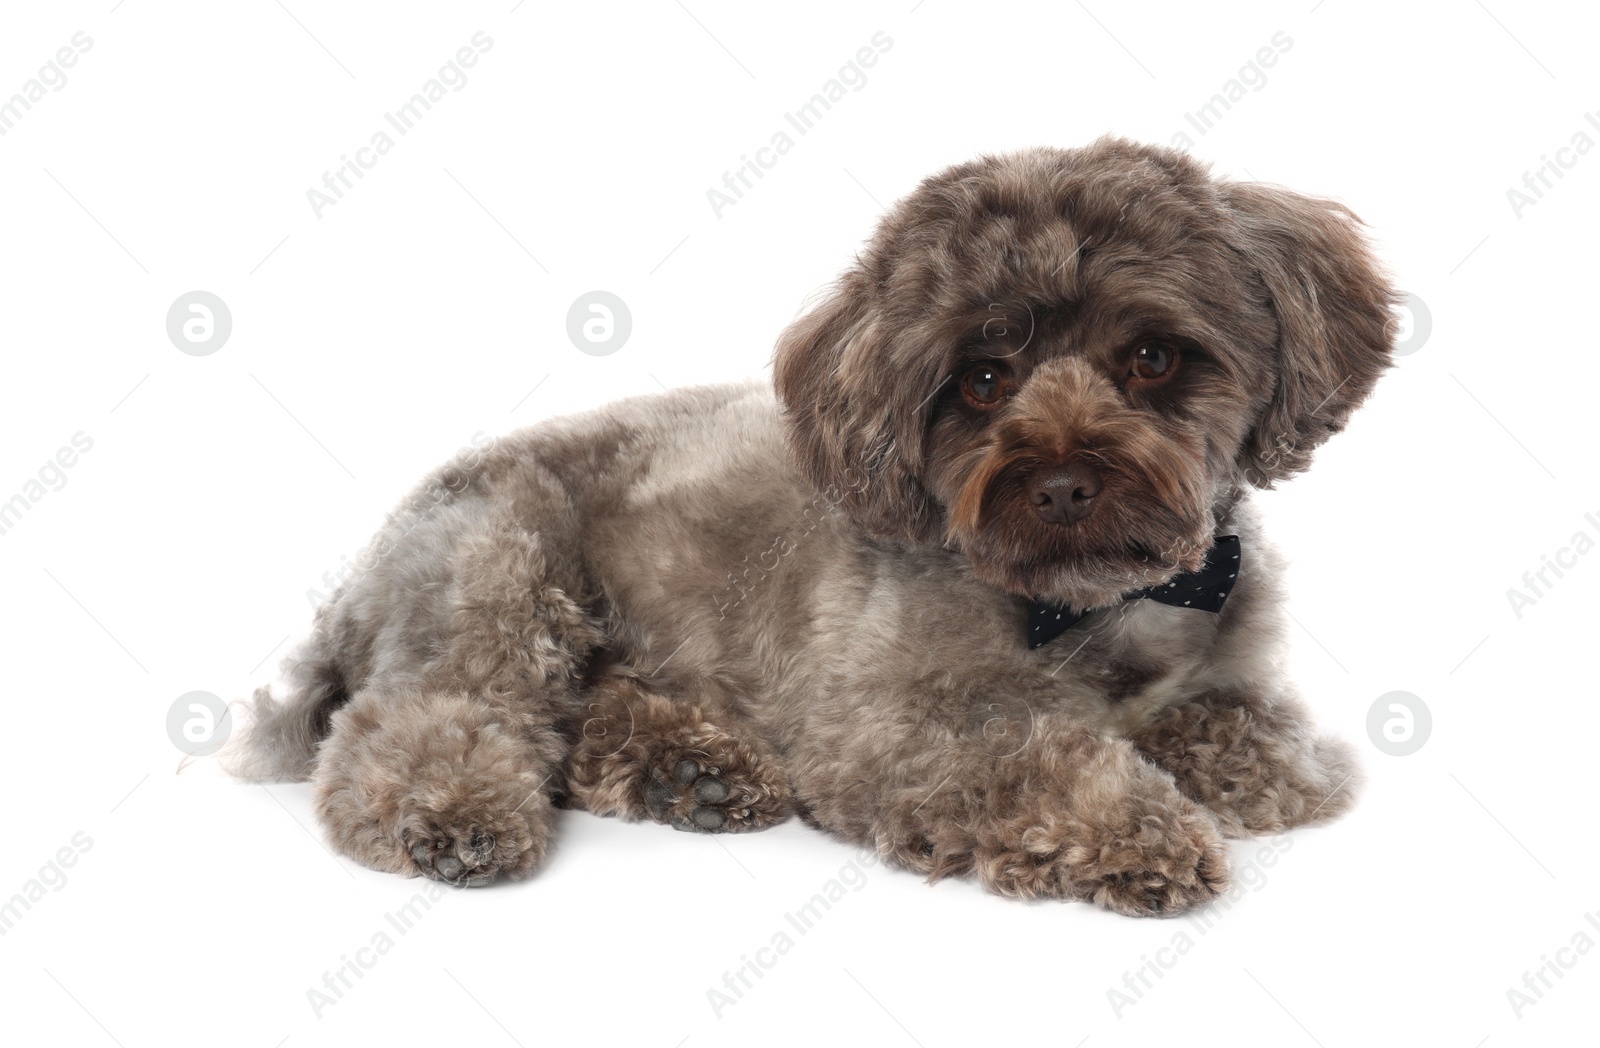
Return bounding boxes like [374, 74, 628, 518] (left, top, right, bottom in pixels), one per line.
[1026, 535, 1242, 649]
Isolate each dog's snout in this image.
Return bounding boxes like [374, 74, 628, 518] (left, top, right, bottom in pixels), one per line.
[1029, 460, 1102, 525]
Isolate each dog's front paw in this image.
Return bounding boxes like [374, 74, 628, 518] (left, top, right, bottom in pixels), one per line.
[1217, 733, 1364, 837]
[1072, 802, 1230, 917]
[976, 795, 1230, 917]
[1131, 693, 1366, 837]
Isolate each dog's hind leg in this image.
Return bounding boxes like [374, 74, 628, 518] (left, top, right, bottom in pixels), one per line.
[564, 672, 792, 833]
[313, 687, 566, 883]
[313, 508, 604, 884]
[1128, 690, 1363, 838]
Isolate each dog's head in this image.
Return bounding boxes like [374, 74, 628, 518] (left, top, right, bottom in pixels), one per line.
[774, 137, 1399, 607]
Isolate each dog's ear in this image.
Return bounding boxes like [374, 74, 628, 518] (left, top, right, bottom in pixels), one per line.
[772, 277, 941, 544]
[1221, 182, 1400, 486]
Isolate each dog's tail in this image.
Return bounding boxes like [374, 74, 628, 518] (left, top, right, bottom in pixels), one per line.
[221, 633, 347, 783]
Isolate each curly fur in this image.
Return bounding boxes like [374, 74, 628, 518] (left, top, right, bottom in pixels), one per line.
[227, 137, 1396, 915]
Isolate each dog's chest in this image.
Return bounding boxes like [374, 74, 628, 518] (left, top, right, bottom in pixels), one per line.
[1004, 598, 1212, 723]
[783, 551, 1217, 734]
[1051, 602, 1213, 717]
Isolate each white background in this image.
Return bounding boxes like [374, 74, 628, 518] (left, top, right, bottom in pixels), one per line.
[1, 1, 1596, 1045]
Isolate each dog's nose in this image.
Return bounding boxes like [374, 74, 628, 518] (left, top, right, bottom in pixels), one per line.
[1029, 461, 1102, 525]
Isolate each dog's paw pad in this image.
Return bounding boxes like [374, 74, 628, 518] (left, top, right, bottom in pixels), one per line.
[643, 756, 766, 834]
[693, 776, 729, 803]
[403, 821, 529, 887]
[645, 775, 678, 817]
[692, 805, 725, 830]
[409, 837, 479, 885]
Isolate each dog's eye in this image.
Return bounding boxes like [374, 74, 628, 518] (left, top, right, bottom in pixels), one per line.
[1130, 343, 1179, 383]
[959, 363, 1014, 408]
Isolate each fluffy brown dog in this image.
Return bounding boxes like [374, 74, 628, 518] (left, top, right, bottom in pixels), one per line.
[231, 137, 1397, 916]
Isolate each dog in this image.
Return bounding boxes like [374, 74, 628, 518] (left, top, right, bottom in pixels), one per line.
[230, 136, 1398, 916]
